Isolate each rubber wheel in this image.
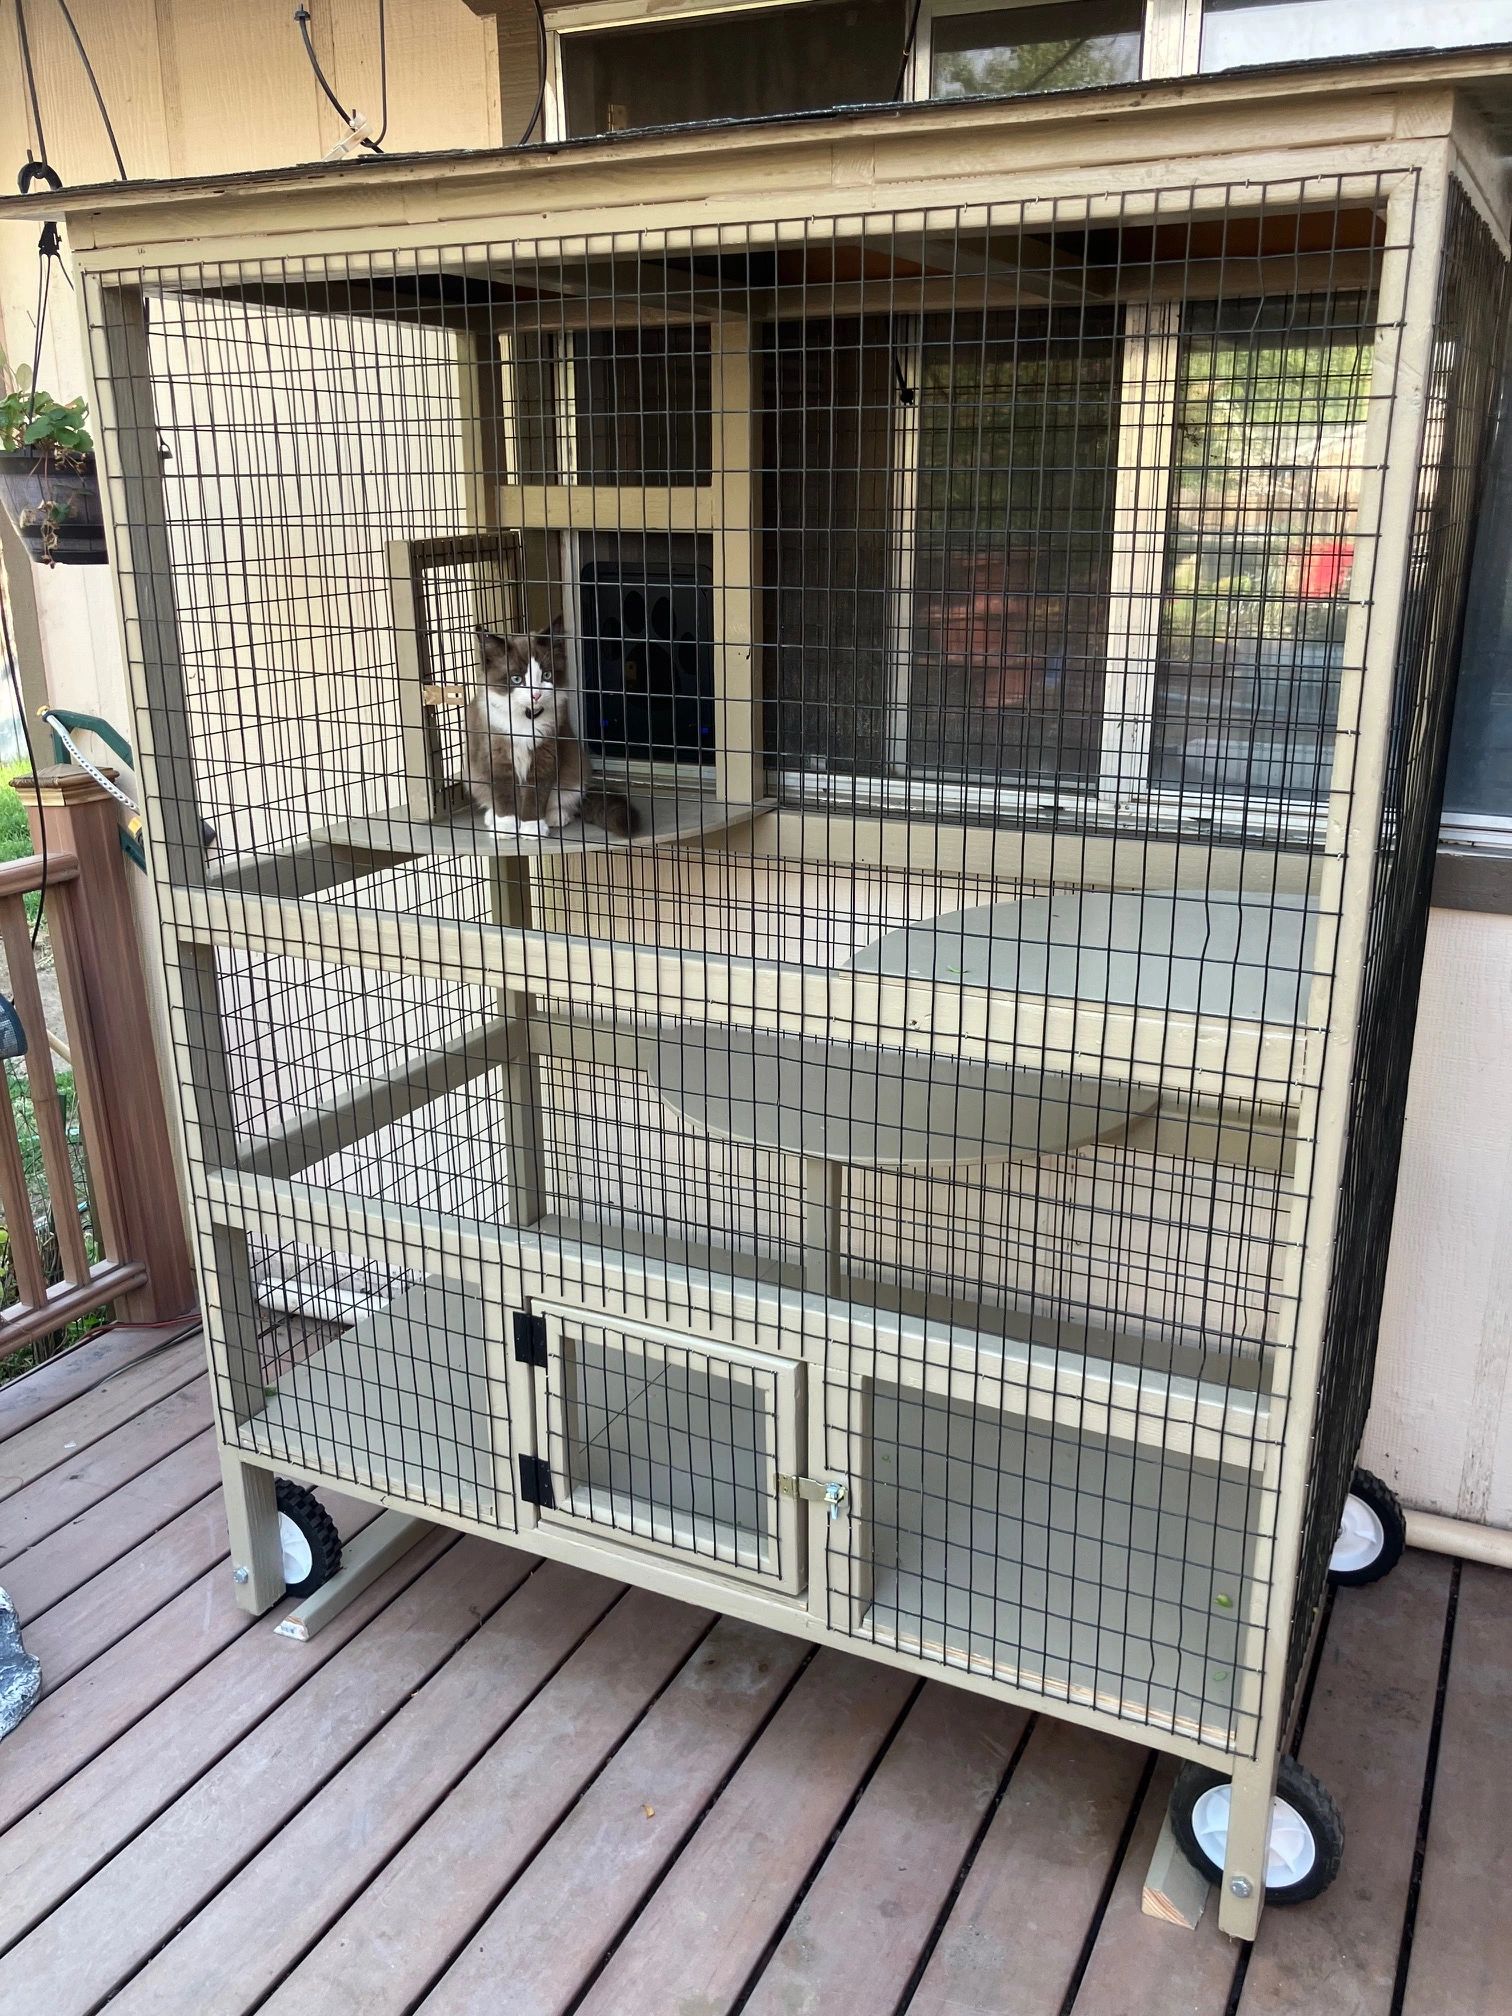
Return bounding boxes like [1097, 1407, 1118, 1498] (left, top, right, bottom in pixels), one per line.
[274, 1479, 342, 1599]
[1169, 1755, 1344, 1905]
[1329, 1467, 1407, 1587]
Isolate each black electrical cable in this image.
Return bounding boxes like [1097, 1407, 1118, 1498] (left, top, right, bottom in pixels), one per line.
[371, 0, 389, 149]
[518, 0, 548, 145]
[47, 0, 128, 179]
[12, 0, 50, 171]
[293, 4, 387, 152]
[894, 0, 925, 100]
[0, 587, 49, 954]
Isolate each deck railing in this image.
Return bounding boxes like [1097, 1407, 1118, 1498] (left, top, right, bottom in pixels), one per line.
[0, 765, 195, 1360]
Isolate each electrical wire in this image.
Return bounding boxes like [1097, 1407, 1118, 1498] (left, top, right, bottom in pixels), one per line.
[0, 585, 49, 953]
[518, 0, 548, 145]
[294, 3, 387, 153]
[47, 0, 128, 179]
[12, 0, 50, 173]
[894, 0, 925, 101]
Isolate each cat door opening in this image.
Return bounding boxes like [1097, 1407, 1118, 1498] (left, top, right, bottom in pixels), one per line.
[529, 1306, 805, 1592]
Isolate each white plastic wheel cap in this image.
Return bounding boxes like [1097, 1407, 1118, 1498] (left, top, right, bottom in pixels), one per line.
[1190, 1783, 1318, 1889]
[279, 1510, 314, 1587]
[1331, 1493, 1385, 1575]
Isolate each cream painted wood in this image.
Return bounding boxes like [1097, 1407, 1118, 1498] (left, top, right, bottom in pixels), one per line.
[219, 1446, 285, 1616]
[1211, 162, 1452, 1940]
[1099, 302, 1181, 810]
[531, 1302, 807, 1592]
[710, 317, 760, 808]
[199, 1160, 1273, 1471]
[164, 885, 1314, 1103]
[1142, 0, 1204, 79]
[322, 794, 772, 861]
[498, 483, 708, 531]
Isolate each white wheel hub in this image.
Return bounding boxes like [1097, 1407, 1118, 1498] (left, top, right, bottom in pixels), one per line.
[1331, 1493, 1385, 1575]
[1190, 1783, 1318, 1890]
[279, 1510, 314, 1588]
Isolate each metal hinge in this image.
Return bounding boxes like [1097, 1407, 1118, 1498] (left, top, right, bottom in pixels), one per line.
[517, 1453, 555, 1509]
[778, 1475, 849, 1521]
[512, 1310, 548, 1367]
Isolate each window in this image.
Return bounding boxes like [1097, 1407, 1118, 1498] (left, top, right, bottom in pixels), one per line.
[906, 309, 1120, 785]
[1201, 0, 1512, 71]
[559, 0, 901, 138]
[1153, 296, 1373, 804]
[1443, 322, 1512, 833]
[929, 1, 1144, 99]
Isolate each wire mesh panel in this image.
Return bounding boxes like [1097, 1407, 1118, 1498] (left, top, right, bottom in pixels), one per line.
[81, 159, 1503, 1779]
[534, 1309, 803, 1589]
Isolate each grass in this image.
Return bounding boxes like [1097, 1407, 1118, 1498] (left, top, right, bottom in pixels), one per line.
[0, 760, 42, 923]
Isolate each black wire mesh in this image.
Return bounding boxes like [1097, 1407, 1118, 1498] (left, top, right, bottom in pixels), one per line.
[81, 170, 1496, 1758]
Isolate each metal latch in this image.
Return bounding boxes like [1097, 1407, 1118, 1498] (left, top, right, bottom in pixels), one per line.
[778, 1475, 849, 1521]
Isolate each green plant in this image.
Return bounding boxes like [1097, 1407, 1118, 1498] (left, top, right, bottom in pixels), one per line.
[0, 354, 93, 459]
[0, 768, 42, 925]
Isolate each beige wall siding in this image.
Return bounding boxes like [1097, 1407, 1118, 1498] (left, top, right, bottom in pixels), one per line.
[1364, 907, 1512, 1527]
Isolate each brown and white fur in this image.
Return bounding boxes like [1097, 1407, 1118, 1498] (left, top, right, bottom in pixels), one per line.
[466, 618, 638, 839]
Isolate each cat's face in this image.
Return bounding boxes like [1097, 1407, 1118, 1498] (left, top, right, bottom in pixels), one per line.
[478, 619, 570, 735]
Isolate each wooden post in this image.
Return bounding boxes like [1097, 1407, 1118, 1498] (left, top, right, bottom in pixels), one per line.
[13, 765, 197, 1325]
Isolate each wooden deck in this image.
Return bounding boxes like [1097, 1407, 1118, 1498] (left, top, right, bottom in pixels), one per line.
[0, 1324, 1506, 2016]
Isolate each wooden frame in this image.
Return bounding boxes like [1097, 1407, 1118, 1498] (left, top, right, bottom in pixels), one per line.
[48, 74, 1510, 1943]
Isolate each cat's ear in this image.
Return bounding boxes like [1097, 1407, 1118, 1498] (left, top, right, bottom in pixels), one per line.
[533, 614, 569, 675]
[476, 628, 517, 678]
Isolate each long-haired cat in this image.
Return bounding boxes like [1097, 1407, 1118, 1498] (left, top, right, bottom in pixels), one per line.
[466, 617, 639, 839]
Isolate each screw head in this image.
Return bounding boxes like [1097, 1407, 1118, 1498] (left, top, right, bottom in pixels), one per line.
[1229, 1876, 1254, 1899]
[233, 1565, 250, 1585]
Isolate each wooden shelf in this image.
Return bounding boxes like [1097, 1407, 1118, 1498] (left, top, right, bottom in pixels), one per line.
[650, 1028, 1158, 1170]
[848, 890, 1318, 1027]
[854, 1388, 1261, 1749]
[320, 794, 774, 862]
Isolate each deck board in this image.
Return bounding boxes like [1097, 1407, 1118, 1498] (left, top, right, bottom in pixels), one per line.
[1, 1427, 221, 1617]
[259, 1588, 714, 2016]
[1237, 1555, 1453, 2016]
[0, 1334, 1500, 2016]
[0, 1331, 203, 1499]
[0, 1377, 210, 1567]
[0, 1509, 430, 1945]
[1400, 1563, 1512, 2016]
[419, 1617, 810, 2016]
[1, 1538, 526, 2015]
[1067, 1761, 1242, 2016]
[0, 1321, 195, 1442]
[575, 1650, 917, 2016]
[909, 1718, 1148, 2016]
[742, 1684, 1027, 2016]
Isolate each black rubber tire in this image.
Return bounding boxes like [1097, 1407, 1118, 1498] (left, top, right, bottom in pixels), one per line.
[274, 1478, 343, 1598]
[1169, 1755, 1345, 1906]
[1329, 1466, 1407, 1587]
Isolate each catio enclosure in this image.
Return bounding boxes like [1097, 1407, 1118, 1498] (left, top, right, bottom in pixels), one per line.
[56, 81, 1507, 1934]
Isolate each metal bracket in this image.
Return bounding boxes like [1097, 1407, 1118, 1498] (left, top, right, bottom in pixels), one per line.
[517, 1453, 556, 1509]
[779, 1475, 849, 1521]
[512, 1310, 548, 1367]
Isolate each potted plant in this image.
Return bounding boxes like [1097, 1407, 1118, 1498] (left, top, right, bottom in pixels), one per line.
[0, 356, 107, 567]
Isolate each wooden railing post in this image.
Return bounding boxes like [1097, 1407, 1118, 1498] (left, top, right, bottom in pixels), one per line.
[12, 765, 197, 1326]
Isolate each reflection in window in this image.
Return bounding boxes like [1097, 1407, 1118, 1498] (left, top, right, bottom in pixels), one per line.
[1202, 0, 1512, 71]
[931, 1, 1143, 99]
[561, 0, 899, 138]
[908, 310, 1119, 785]
[1154, 296, 1374, 802]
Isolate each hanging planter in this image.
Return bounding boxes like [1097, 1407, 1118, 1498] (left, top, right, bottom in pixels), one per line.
[0, 365, 107, 567]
